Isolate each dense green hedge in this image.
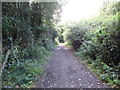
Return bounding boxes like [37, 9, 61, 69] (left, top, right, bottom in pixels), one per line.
[62, 1, 120, 87]
[76, 14, 120, 87]
[2, 44, 50, 88]
[80, 14, 120, 66]
[2, 2, 61, 88]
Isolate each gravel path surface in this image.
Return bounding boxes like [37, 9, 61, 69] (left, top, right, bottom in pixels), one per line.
[36, 45, 108, 88]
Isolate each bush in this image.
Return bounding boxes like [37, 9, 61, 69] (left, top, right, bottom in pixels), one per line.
[62, 22, 87, 50]
[73, 1, 120, 88]
[2, 44, 50, 88]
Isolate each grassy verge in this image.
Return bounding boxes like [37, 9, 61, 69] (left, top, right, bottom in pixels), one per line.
[75, 52, 120, 88]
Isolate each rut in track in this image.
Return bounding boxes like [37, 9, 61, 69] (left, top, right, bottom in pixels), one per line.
[36, 45, 108, 88]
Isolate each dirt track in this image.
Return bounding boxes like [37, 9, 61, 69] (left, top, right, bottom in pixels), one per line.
[36, 45, 108, 88]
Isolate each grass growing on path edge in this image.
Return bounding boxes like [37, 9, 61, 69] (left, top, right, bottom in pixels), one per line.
[75, 52, 120, 88]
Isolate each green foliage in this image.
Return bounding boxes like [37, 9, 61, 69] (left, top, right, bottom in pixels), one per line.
[63, 22, 87, 43]
[100, 1, 119, 16]
[66, 1, 120, 88]
[55, 25, 65, 43]
[2, 44, 50, 88]
[60, 22, 87, 50]
[2, 2, 61, 88]
[80, 14, 120, 66]
[87, 58, 119, 88]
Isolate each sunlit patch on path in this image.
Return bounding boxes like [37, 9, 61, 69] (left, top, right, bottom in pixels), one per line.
[36, 45, 108, 88]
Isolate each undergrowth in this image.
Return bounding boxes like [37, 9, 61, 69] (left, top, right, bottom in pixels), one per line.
[75, 52, 120, 88]
[2, 43, 51, 88]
